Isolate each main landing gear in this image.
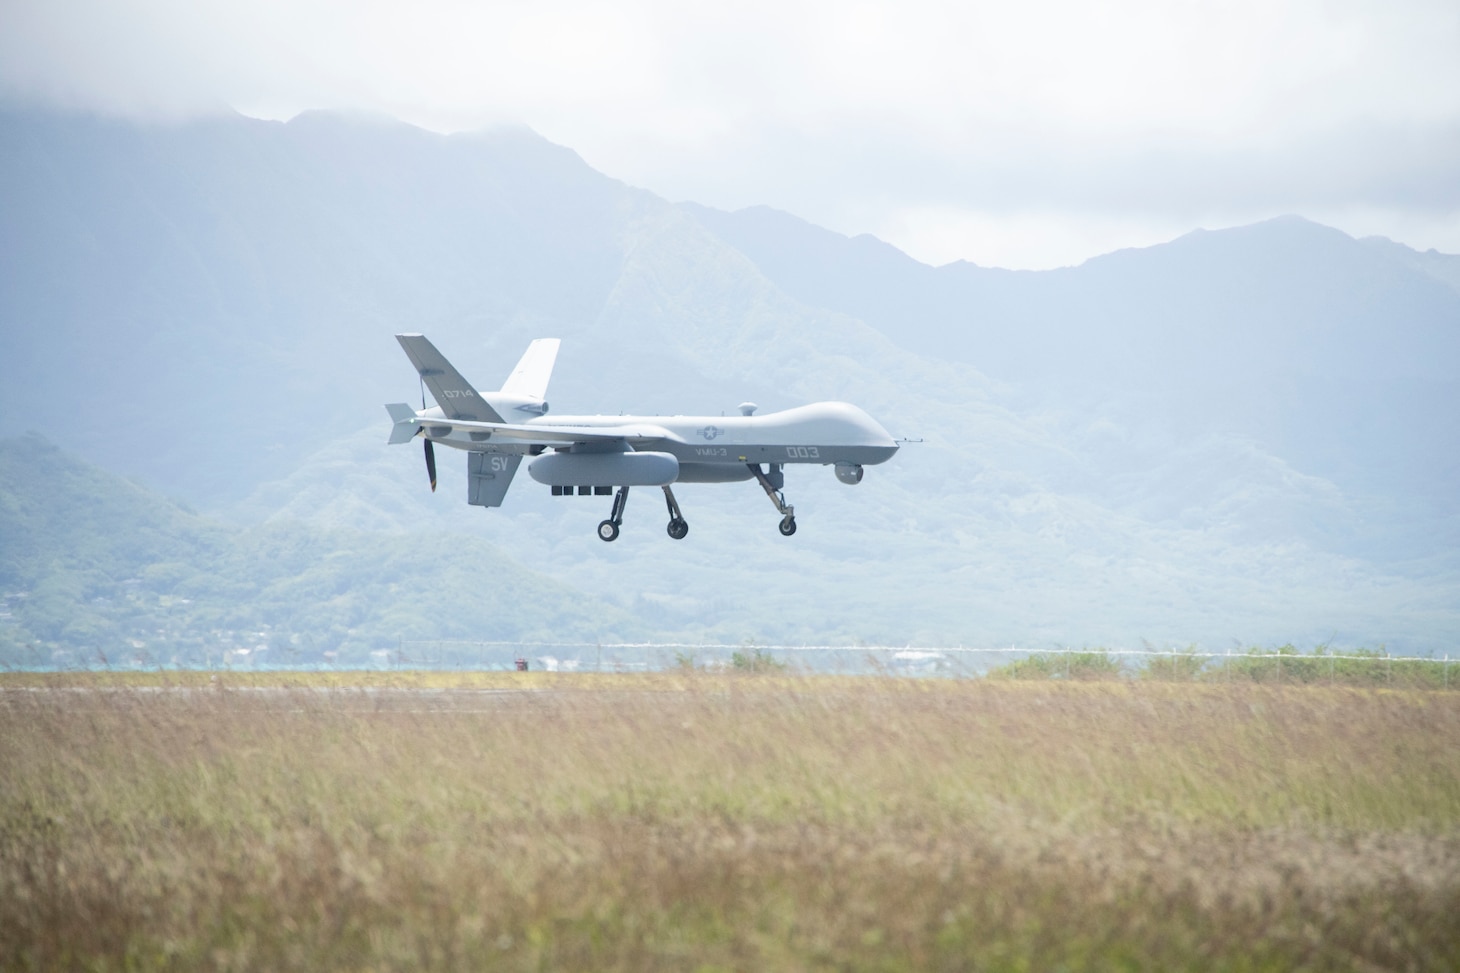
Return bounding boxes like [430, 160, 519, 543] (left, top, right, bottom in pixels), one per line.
[597, 486, 629, 542]
[596, 485, 690, 542]
[663, 486, 689, 539]
[750, 463, 796, 536]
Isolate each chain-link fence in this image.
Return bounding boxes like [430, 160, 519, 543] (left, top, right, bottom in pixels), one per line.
[392, 641, 1456, 687]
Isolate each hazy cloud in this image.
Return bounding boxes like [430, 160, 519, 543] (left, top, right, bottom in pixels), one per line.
[3, 0, 1457, 267]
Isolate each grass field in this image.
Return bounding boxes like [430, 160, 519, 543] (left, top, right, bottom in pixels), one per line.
[3, 673, 1458, 970]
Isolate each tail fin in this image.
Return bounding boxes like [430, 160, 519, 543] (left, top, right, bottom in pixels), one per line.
[390, 334, 550, 510]
[385, 402, 419, 444]
[488, 338, 561, 417]
[501, 338, 561, 401]
[395, 334, 504, 422]
[468, 451, 522, 508]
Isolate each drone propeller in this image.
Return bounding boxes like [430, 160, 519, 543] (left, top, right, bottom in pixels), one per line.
[419, 376, 437, 492]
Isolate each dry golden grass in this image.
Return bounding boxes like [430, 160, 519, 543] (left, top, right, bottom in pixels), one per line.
[3, 675, 1458, 970]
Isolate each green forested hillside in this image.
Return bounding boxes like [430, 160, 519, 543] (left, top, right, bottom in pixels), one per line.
[0, 436, 649, 666]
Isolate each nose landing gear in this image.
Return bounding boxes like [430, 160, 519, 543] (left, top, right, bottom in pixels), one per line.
[750, 464, 797, 537]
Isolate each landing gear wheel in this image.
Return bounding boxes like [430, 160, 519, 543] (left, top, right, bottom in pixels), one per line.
[778, 515, 797, 536]
[597, 519, 620, 542]
[667, 518, 689, 540]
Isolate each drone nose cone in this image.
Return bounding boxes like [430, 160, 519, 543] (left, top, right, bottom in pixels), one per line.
[843, 403, 898, 448]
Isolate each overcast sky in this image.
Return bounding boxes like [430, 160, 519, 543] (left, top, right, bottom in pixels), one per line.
[3, 0, 1457, 268]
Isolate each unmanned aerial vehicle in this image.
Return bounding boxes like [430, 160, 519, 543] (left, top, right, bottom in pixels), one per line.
[386, 334, 899, 541]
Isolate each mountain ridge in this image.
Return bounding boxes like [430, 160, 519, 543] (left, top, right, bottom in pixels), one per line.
[1, 108, 1456, 652]
[679, 202, 1460, 509]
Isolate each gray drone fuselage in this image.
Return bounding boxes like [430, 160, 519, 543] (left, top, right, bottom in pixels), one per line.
[420, 401, 898, 485]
